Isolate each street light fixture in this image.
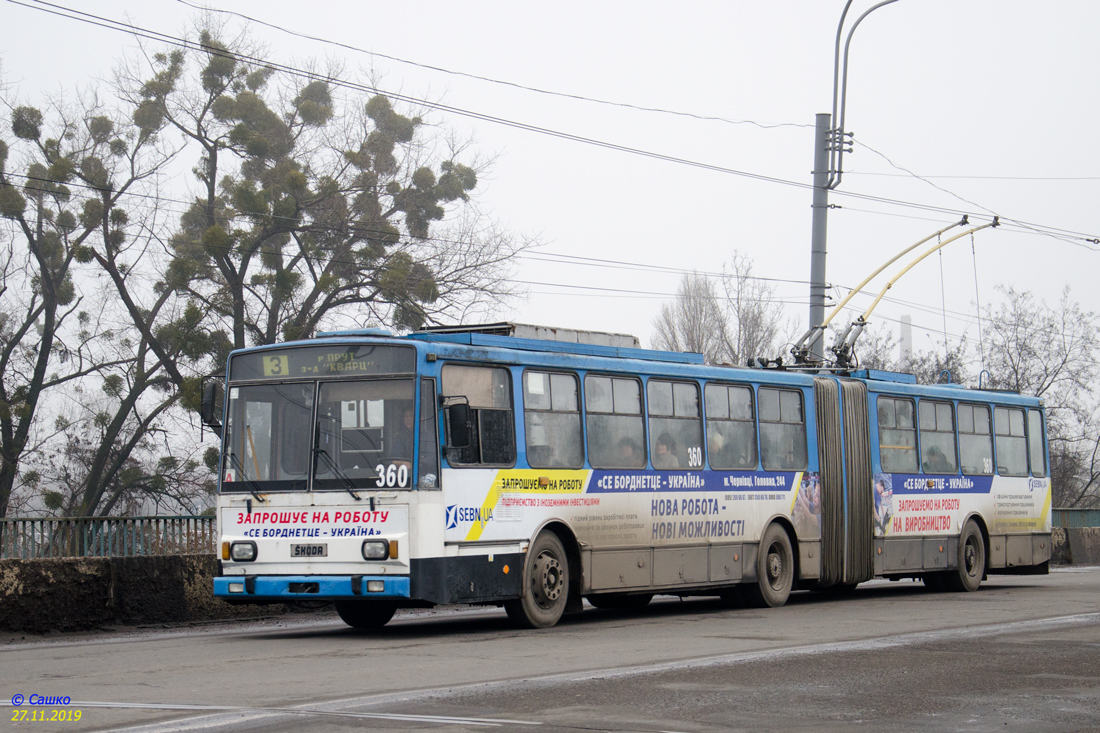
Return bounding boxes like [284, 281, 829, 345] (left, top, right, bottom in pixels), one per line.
[807, 0, 900, 361]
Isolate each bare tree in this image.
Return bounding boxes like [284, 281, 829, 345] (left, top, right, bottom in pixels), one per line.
[982, 286, 1097, 410]
[982, 286, 1100, 508]
[0, 96, 172, 518]
[652, 253, 784, 365]
[719, 252, 785, 364]
[652, 273, 730, 364]
[847, 323, 899, 372]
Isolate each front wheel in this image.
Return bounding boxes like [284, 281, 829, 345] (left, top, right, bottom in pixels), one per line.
[334, 601, 396, 629]
[742, 523, 795, 608]
[505, 531, 570, 628]
[946, 519, 985, 592]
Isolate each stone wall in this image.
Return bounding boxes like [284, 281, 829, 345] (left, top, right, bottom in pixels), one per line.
[1055, 527, 1100, 566]
[0, 555, 286, 633]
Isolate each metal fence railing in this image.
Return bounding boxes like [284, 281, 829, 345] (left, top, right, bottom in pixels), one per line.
[1053, 508, 1100, 529]
[1, 510, 1094, 560]
[0, 516, 216, 559]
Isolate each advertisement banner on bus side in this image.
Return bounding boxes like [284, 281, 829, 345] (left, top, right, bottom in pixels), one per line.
[441, 468, 820, 545]
[873, 473, 1050, 537]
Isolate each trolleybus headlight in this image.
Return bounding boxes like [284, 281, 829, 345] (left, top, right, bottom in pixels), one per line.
[366, 580, 385, 592]
[228, 583, 245, 593]
[361, 540, 389, 560]
[230, 541, 257, 562]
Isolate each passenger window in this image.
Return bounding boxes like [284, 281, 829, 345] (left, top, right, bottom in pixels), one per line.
[958, 404, 994, 475]
[704, 383, 757, 469]
[877, 396, 917, 473]
[647, 380, 704, 469]
[585, 375, 646, 469]
[995, 406, 1028, 476]
[524, 371, 583, 468]
[919, 401, 958, 474]
[417, 378, 440, 488]
[759, 387, 807, 470]
[441, 364, 515, 466]
[1028, 409, 1047, 478]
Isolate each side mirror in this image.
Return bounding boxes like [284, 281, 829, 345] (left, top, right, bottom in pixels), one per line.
[445, 403, 472, 449]
[201, 380, 223, 428]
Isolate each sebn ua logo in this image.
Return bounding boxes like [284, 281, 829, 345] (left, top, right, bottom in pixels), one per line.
[446, 504, 493, 529]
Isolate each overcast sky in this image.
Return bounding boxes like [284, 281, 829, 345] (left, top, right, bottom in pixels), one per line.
[4, 0, 1098, 360]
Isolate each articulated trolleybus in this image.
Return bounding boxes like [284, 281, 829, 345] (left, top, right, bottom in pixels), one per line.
[205, 322, 1052, 629]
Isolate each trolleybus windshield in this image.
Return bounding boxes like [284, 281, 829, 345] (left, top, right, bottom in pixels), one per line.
[314, 379, 416, 490]
[222, 382, 313, 493]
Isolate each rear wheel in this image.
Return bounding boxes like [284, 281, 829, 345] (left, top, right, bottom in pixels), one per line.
[945, 519, 985, 592]
[505, 531, 570, 628]
[587, 593, 653, 611]
[742, 523, 795, 608]
[334, 601, 396, 629]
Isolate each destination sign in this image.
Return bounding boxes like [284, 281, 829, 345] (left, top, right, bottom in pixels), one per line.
[230, 345, 415, 381]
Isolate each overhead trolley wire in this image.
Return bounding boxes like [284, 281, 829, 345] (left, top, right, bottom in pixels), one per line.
[0, 173, 1060, 332]
[176, 0, 814, 132]
[13, 0, 1100, 251]
[10, 1, 816, 190]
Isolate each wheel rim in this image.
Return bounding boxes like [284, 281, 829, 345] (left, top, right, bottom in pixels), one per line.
[532, 550, 564, 609]
[964, 535, 980, 577]
[766, 542, 786, 590]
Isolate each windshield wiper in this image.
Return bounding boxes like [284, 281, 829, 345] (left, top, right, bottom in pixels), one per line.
[225, 452, 266, 503]
[313, 448, 363, 501]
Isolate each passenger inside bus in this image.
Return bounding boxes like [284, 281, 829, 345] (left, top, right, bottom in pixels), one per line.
[653, 433, 680, 469]
[923, 446, 953, 473]
[708, 431, 729, 466]
[617, 437, 642, 465]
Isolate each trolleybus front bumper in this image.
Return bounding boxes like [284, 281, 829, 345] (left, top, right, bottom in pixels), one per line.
[214, 575, 410, 601]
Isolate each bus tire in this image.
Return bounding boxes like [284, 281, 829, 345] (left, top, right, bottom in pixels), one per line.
[334, 601, 396, 629]
[743, 523, 794, 608]
[587, 593, 653, 611]
[505, 531, 570, 628]
[946, 519, 985, 592]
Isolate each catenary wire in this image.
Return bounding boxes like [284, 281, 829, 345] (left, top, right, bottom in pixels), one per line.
[2, 3, 1094, 334]
[12, 0, 1100, 246]
[0, 170, 1038, 327]
[175, 0, 815, 132]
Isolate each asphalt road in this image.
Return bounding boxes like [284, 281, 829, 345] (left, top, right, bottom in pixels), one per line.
[3, 568, 1099, 732]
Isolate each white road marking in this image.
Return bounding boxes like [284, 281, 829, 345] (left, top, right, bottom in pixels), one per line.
[52, 701, 539, 729]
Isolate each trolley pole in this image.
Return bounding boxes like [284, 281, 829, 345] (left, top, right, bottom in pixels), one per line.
[809, 112, 831, 362]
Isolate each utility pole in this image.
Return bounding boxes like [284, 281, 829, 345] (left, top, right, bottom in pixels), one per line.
[808, 113, 831, 361]
[807, 0, 898, 362]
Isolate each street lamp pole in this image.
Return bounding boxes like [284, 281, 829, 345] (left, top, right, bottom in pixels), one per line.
[807, 0, 899, 361]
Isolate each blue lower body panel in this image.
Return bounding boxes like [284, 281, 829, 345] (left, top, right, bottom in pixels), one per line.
[214, 575, 410, 601]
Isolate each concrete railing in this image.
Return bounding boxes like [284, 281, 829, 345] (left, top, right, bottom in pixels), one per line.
[0, 516, 215, 559]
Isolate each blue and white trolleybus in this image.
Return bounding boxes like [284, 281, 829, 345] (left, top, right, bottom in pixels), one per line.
[204, 322, 1052, 629]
